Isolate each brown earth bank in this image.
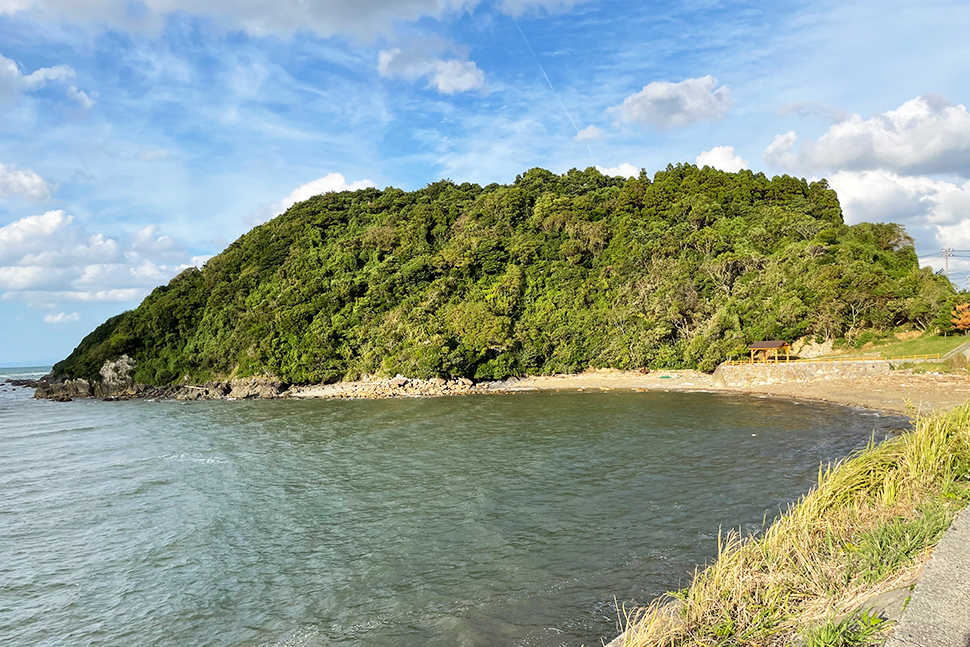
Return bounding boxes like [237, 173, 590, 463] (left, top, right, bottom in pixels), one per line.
[26, 361, 970, 414]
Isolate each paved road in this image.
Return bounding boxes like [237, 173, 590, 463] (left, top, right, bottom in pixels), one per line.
[886, 508, 970, 647]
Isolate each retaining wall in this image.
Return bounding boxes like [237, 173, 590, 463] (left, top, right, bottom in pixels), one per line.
[712, 361, 891, 388]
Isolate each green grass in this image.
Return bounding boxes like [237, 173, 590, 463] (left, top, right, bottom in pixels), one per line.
[617, 401, 970, 647]
[824, 334, 970, 360]
[802, 611, 887, 647]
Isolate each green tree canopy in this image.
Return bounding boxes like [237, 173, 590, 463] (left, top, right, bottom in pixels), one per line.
[53, 164, 955, 384]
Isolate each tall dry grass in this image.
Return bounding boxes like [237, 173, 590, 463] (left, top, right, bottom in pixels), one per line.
[616, 402, 970, 647]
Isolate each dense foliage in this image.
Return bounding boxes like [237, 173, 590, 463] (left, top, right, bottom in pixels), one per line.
[54, 164, 954, 385]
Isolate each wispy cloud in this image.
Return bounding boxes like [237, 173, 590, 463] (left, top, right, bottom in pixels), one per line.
[0, 51, 93, 107]
[43, 311, 79, 323]
[1, 0, 592, 37]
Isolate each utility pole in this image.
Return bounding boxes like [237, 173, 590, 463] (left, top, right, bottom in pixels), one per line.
[942, 247, 954, 276]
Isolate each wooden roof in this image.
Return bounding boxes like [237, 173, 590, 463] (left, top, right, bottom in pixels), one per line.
[748, 340, 789, 349]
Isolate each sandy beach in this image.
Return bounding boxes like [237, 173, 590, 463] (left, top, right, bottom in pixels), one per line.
[290, 367, 970, 416]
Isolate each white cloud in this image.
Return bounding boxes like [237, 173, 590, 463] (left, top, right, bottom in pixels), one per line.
[0, 160, 57, 200]
[828, 169, 970, 251]
[248, 172, 377, 226]
[575, 124, 603, 141]
[595, 163, 639, 179]
[696, 146, 749, 173]
[430, 59, 484, 94]
[2, 288, 146, 303]
[937, 220, 970, 250]
[763, 131, 798, 168]
[21, 63, 74, 89]
[378, 47, 484, 94]
[765, 94, 970, 176]
[607, 75, 733, 129]
[0, 210, 197, 307]
[1, 0, 589, 37]
[0, 211, 72, 262]
[43, 311, 79, 324]
[279, 172, 376, 211]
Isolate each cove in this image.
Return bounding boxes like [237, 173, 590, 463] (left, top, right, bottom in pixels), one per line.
[0, 390, 908, 646]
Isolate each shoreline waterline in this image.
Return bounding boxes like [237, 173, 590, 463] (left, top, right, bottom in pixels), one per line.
[22, 364, 970, 416]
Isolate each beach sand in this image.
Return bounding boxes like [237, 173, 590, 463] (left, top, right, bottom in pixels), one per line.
[502, 368, 970, 415]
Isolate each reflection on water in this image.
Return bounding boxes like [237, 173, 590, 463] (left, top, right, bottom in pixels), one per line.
[0, 384, 908, 646]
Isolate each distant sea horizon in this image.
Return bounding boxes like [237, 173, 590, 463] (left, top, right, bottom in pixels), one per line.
[0, 363, 54, 370]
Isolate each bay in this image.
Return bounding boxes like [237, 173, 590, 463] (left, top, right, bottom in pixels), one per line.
[0, 370, 907, 646]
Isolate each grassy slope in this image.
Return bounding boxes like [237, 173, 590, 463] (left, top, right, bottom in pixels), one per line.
[619, 401, 970, 646]
[825, 334, 970, 360]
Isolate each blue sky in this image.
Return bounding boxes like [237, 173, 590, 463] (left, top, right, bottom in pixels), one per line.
[2, 0, 970, 365]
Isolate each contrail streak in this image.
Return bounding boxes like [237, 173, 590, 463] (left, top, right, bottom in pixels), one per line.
[513, 18, 597, 165]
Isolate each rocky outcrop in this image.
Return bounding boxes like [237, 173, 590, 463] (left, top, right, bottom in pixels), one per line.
[790, 337, 835, 358]
[34, 355, 138, 401]
[289, 374, 482, 399]
[99, 354, 136, 391]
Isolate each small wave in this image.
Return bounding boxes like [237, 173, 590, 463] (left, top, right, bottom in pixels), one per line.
[159, 453, 229, 464]
[257, 626, 324, 647]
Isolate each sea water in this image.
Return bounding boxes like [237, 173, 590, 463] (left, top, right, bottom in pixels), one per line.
[0, 368, 908, 646]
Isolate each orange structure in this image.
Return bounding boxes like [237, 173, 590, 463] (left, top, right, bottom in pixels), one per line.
[747, 340, 791, 363]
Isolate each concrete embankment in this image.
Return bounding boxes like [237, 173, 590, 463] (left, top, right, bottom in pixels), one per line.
[712, 360, 891, 388]
[885, 508, 970, 647]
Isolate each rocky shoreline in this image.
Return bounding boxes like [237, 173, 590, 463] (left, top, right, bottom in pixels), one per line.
[23, 355, 534, 402]
[23, 355, 970, 415]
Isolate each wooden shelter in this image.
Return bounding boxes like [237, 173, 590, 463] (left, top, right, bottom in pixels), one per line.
[747, 340, 791, 363]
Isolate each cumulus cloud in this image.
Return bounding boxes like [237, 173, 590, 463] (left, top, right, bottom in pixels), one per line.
[763, 131, 798, 168]
[0, 160, 57, 200]
[828, 169, 970, 252]
[595, 163, 639, 179]
[247, 172, 377, 226]
[765, 94, 970, 177]
[378, 46, 484, 94]
[279, 173, 376, 211]
[1, 0, 589, 37]
[574, 124, 603, 141]
[607, 75, 733, 129]
[430, 59, 485, 94]
[0, 210, 198, 307]
[43, 311, 79, 324]
[696, 146, 749, 173]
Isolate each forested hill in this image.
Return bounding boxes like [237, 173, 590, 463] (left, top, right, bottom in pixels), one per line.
[53, 164, 953, 385]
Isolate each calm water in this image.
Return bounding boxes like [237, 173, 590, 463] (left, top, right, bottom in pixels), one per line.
[0, 367, 908, 647]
